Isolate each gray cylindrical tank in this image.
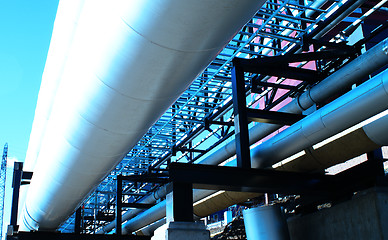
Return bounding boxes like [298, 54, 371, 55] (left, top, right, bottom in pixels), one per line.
[243, 205, 290, 240]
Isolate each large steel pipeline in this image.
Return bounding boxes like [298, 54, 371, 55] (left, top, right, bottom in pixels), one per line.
[18, 0, 86, 224]
[109, 39, 388, 234]
[23, 0, 86, 173]
[21, 0, 264, 231]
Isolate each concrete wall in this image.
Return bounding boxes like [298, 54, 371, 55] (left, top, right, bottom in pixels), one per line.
[287, 187, 388, 240]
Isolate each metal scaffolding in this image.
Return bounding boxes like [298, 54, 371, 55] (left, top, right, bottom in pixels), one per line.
[1, 143, 8, 239]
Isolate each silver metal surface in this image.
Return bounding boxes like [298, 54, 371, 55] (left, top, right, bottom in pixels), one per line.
[21, 0, 263, 231]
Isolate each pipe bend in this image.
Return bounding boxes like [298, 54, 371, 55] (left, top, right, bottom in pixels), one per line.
[297, 88, 316, 111]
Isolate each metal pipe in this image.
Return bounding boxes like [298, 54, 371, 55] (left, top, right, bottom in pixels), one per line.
[18, 0, 86, 226]
[97, 184, 170, 234]
[121, 190, 258, 235]
[23, 0, 86, 173]
[21, 0, 264, 231]
[135, 218, 166, 236]
[276, 111, 388, 172]
[251, 68, 388, 168]
[313, 0, 368, 39]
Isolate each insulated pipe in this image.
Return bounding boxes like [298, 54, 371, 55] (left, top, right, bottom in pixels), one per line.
[313, 0, 368, 40]
[120, 189, 218, 234]
[121, 190, 259, 235]
[135, 218, 166, 236]
[18, 0, 86, 225]
[21, 0, 264, 231]
[251, 68, 388, 168]
[97, 185, 169, 233]
[23, 0, 86, 173]
[100, 37, 388, 234]
[277, 111, 388, 172]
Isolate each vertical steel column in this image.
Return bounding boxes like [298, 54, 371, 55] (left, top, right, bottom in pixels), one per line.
[231, 62, 251, 169]
[173, 181, 193, 222]
[366, 149, 385, 177]
[10, 162, 23, 232]
[166, 181, 194, 223]
[74, 207, 82, 234]
[116, 175, 123, 235]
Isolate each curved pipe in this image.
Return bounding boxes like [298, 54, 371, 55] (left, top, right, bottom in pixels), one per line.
[21, 0, 263, 231]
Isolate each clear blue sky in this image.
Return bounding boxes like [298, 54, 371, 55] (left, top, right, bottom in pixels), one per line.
[0, 1, 59, 237]
[0, 0, 59, 162]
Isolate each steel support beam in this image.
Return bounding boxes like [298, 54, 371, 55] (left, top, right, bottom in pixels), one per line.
[116, 175, 122, 236]
[245, 64, 322, 81]
[74, 207, 82, 234]
[246, 108, 305, 125]
[231, 64, 251, 169]
[9, 162, 23, 232]
[366, 149, 385, 177]
[121, 174, 169, 184]
[168, 162, 339, 195]
[122, 203, 155, 209]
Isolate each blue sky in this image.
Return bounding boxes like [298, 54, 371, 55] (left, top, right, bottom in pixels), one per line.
[0, 1, 59, 237]
[0, 0, 59, 162]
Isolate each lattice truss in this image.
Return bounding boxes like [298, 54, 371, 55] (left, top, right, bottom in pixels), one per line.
[59, 0, 387, 232]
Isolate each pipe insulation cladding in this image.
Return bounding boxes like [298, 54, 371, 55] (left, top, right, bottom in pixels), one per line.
[21, 0, 264, 231]
[18, 0, 86, 224]
[251, 68, 388, 168]
[276, 112, 388, 172]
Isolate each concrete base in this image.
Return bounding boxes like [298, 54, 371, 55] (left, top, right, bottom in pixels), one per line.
[151, 222, 210, 240]
[287, 187, 388, 240]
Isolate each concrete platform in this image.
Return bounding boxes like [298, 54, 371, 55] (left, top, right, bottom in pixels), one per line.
[151, 222, 210, 240]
